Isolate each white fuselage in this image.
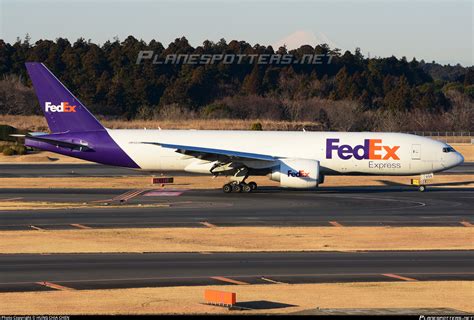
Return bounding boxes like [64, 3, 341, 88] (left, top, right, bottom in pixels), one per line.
[108, 130, 464, 176]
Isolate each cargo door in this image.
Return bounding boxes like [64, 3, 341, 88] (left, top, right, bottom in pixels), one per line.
[411, 144, 421, 160]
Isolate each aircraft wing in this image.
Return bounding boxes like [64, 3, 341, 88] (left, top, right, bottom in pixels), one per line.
[139, 142, 277, 162]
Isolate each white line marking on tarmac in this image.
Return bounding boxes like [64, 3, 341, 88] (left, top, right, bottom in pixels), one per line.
[261, 277, 287, 284]
[382, 273, 418, 281]
[36, 281, 75, 291]
[89, 198, 113, 203]
[121, 190, 144, 201]
[211, 276, 249, 285]
[0, 197, 23, 201]
[112, 189, 147, 202]
[70, 223, 92, 229]
[460, 221, 473, 227]
[200, 221, 217, 228]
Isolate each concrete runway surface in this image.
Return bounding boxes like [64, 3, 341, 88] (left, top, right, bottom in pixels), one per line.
[0, 251, 472, 292]
[0, 187, 473, 229]
[0, 162, 473, 177]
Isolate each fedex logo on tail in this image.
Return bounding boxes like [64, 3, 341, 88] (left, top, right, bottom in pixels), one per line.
[45, 102, 77, 113]
[326, 138, 400, 160]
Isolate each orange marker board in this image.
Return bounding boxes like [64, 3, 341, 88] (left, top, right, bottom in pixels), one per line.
[204, 289, 236, 305]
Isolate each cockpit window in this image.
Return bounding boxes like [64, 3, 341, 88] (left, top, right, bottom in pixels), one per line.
[443, 147, 456, 153]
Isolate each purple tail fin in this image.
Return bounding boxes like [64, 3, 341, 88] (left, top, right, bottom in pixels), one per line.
[25, 62, 105, 133]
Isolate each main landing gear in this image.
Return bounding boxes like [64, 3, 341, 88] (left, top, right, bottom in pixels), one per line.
[216, 165, 258, 193]
[222, 181, 257, 193]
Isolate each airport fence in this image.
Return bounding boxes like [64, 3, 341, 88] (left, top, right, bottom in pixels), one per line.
[403, 132, 473, 144]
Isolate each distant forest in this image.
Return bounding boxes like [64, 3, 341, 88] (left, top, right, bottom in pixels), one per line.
[0, 35, 473, 131]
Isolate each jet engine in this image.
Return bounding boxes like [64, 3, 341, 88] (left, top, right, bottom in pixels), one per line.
[268, 159, 320, 188]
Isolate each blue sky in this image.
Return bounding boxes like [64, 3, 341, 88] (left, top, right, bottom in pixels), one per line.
[1, 0, 472, 66]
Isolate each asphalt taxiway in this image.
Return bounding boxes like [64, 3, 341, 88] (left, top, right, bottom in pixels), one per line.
[0, 251, 472, 292]
[0, 187, 473, 229]
[0, 163, 192, 177]
[0, 162, 473, 177]
[1, 167, 472, 297]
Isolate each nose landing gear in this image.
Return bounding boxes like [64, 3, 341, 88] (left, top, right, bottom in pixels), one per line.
[411, 173, 433, 192]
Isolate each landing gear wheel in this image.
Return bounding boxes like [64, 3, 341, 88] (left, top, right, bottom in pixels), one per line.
[248, 182, 257, 191]
[232, 183, 242, 193]
[223, 184, 233, 193]
[418, 185, 426, 192]
[242, 183, 252, 193]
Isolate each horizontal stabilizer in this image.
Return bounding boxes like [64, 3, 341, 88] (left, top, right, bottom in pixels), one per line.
[25, 135, 92, 151]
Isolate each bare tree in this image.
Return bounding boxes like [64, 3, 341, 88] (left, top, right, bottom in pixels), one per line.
[0, 75, 38, 115]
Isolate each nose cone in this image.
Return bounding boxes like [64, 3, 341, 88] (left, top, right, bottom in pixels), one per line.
[442, 152, 464, 170]
[456, 152, 464, 166]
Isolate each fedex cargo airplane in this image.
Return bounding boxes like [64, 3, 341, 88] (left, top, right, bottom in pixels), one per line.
[23, 62, 464, 193]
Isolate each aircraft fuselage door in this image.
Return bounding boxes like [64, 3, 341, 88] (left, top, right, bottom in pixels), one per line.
[411, 144, 421, 160]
